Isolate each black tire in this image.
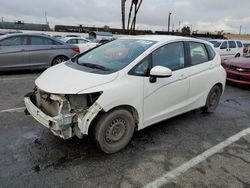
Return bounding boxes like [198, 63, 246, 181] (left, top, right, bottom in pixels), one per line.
[235, 53, 240, 58]
[52, 56, 68, 66]
[93, 108, 135, 154]
[201, 85, 222, 113]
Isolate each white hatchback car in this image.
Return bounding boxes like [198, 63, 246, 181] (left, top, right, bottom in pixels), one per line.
[25, 35, 226, 153]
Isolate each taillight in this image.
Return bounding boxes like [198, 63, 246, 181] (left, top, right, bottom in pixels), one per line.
[72, 48, 80, 53]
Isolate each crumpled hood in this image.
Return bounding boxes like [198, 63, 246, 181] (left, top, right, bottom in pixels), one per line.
[35, 62, 118, 94]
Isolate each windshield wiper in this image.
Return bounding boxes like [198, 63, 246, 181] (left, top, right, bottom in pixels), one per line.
[81, 63, 110, 71]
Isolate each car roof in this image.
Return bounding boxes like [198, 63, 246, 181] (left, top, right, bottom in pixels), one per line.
[0, 33, 69, 45]
[60, 37, 89, 42]
[119, 35, 210, 45]
[0, 33, 52, 39]
[209, 39, 225, 42]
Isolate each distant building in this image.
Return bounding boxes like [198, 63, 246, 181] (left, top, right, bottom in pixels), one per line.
[0, 20, 50, 31]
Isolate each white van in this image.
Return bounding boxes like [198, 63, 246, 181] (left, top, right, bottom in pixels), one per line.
[209, 40, 243, 60]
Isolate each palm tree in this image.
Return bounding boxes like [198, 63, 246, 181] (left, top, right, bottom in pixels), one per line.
[121, 0, 143, 34]
[121, 0, 126, 31]
[130, 0, 143, 32]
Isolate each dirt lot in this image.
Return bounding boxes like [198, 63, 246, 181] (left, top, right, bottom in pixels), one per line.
[0, 72, 250, 188]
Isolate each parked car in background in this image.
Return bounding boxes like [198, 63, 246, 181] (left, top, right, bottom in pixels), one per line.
[60, 37, 98, 53]
[89, 31, 114, 42]
[0, 33, 80, 71]
[0, 31, 23, 36]
[209, 40, 243, 60]
[65, 34, 80, 38]
[222, 56, 250, 85]
[25, 35, 226, 154]
[52, 35, 62, 39]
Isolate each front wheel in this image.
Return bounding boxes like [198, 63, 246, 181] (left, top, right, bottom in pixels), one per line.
[93, 108, 135, 154]
[201, 85, 222, 113]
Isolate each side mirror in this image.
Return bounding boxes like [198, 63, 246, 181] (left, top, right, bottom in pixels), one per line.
[150, 66, 172, 77]
[149, 66, 172, 83]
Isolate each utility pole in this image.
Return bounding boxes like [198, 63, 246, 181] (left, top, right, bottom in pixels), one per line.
[178, 21, 181, 32]
[239, 25, 242, 35]
[45, 11, 49, 25]
[167, 12, 172, 33]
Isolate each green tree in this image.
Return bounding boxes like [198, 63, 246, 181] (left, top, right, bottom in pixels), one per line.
[103, 25, 110, 32]
[181, 26, 191, 36]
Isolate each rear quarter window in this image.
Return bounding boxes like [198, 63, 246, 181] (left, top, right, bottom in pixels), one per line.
[206, 44, 216, 60]
[236, 41, 243, 48]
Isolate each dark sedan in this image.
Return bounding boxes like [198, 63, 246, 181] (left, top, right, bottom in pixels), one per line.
[222, 56, 250, 85]
[0, 33, 80, 71]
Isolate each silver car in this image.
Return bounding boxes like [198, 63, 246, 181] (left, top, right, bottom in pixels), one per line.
[0, 33, 80, 71]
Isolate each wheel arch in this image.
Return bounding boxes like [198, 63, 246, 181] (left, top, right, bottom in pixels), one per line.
[51, 55, 70, 66]
[235, 53, 241, 57]
[88, 104, 140, 135]
[214, 82, 223, 93]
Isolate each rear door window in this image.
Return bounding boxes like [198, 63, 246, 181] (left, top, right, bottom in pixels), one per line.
[228, 41, 236, 48]
[30, 36, 54, 45]
[189, 42, 209, 65]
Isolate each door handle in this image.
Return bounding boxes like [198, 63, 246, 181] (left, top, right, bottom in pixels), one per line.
[178, 74, 186, 80]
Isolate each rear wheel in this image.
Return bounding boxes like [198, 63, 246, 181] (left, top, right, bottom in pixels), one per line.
[201, 85, 222, 113]
[52, 56, 68, 66]
[93, 108, 135, 154]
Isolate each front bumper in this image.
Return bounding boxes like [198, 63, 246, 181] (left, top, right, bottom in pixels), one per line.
[226, 69, 250, 85]
[24, 96, 75, 139]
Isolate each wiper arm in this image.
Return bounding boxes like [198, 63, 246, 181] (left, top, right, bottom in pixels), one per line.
[82, 63, 110, 71]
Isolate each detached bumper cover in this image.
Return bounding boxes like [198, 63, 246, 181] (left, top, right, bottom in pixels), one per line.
[24, 96, 74, 139]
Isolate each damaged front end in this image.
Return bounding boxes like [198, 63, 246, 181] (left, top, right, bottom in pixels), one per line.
[24, 89, 102, 139]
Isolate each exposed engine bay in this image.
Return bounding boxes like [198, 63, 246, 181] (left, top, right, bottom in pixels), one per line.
[25, 88, 102, 139]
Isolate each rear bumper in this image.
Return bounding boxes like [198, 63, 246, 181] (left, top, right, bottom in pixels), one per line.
[24, 96, 74, 139]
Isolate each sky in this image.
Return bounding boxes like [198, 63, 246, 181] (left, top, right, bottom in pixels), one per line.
[1, 0, 250, 34]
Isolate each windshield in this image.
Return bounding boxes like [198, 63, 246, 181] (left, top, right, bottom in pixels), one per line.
[76, 39, 156, 71]
[209, 41, 222, 48]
